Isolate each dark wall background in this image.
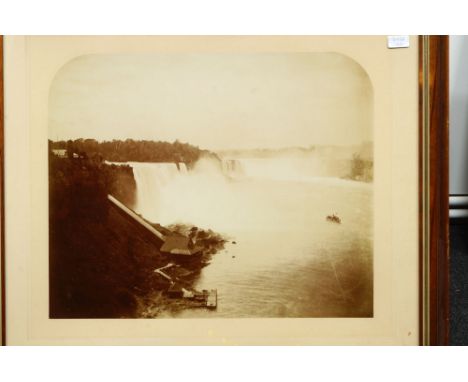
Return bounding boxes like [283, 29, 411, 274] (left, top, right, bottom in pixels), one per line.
[448, 36, 468, 346]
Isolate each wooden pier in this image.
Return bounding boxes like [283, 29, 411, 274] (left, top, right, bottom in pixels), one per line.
[153, 263, 218, 310]
[206, 289, 217, 309]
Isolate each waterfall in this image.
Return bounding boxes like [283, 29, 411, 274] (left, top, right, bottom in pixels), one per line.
[129, 158, 246, 228]
[178, 162, 188, 174]
[227, 157, 328, 182]
[221, 159, 244, 178]
[126, 156, 352, 229]
[130, 162, 186, 223]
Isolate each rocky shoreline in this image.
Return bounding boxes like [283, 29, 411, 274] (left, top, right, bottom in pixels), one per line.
[135, 225, 226, 318]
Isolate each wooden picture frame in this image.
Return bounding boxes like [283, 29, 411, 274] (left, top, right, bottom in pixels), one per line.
[0, 35, 450, 345]
[419, 35, 450, 346]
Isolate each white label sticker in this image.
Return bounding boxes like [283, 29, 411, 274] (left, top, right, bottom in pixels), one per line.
[387, 35, 410, 49]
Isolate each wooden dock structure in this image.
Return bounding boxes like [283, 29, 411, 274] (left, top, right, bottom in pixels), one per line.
[206, 289, 217, 309]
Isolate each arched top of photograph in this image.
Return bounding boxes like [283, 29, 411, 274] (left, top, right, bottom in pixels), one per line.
[49, 52, 373, 151]
[48, 51, 374, 320]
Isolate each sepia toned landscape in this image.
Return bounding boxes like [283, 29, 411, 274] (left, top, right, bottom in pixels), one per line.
[48, 52, 373, 318]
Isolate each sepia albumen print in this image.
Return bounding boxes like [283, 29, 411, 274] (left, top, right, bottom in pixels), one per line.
[48, 52, 373, 319]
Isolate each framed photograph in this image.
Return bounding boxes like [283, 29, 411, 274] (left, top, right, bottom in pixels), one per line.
[0, 35, 449, 345]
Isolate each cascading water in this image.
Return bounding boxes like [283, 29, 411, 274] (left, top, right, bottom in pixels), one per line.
[228, 157, 331, 182]
[178, 162, 188, 174]
[130, 162, 182, 223]
[221, 159, 244, 178]
[129, 158, 243, 227]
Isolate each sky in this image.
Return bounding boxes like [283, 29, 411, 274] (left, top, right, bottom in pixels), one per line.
[49, 52, 373, 151]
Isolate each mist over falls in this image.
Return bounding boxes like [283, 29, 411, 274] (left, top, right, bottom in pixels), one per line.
[127, 155, 373, 318]
[130, 154, 371, 231]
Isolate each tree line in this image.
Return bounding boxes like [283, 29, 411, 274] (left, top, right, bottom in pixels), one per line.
[50, 138, 218, 166]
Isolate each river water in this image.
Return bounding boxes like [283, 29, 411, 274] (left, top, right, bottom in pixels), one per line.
[129, 157, 373, 318]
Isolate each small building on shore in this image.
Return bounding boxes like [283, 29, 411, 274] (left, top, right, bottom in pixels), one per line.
[160, 235, 203, 256]
[52, 149, 67, 158]
[167, 283, 185, 298]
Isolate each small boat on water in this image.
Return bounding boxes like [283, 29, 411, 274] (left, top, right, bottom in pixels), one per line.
[326, 214, 341, 224]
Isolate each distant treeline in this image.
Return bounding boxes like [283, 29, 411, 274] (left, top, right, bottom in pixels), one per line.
[50, 138, 219, 166]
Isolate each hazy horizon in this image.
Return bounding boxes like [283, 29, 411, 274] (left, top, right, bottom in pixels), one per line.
[49, 52, 373, 150]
